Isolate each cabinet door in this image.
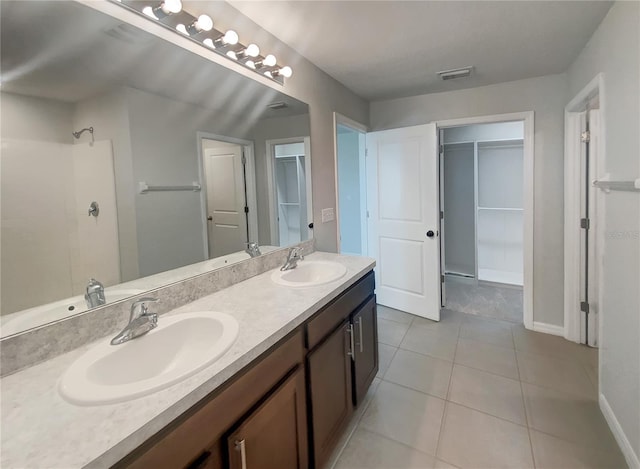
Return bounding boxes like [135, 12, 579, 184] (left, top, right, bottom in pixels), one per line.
[227, 367, 308, 469]
[307, 320, 353, 469]
[352, 296, 378, 405]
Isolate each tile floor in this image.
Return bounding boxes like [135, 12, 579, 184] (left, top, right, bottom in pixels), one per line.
[445, 276, 523, 323]
[328, 306, 626, 469]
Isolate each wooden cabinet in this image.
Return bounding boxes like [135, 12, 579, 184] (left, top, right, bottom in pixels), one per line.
[307, 321, 353, 469]
[352, 297, 378, 406]
[227, 368, 308, 469]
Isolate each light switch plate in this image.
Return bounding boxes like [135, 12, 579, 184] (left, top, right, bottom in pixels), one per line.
[321, 208, 335, 223]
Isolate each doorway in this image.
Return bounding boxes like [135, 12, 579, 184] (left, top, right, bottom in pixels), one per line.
[266, 137, 313, 247]
[334, 113, 367, 256]
[440, 121, 525, 324]
[564, 73, 604, 347]
[198, 133, 258, 260]
[363, 112, 533, 327]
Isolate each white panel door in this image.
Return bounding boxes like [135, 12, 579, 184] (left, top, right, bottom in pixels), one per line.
[366, 124, 441, 321]
[204, 145, 247, 258]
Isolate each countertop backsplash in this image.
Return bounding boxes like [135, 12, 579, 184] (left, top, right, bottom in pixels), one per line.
[0, 239, 315, 377]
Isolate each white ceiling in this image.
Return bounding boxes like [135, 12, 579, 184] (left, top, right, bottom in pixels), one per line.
[227, 1, 612, 100]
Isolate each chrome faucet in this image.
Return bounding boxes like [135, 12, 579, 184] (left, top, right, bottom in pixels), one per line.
[280, 247, 304, 271]
[85, 278, 105, 309]
[110, 297, 159, 345]
[245, 242, 262, 258]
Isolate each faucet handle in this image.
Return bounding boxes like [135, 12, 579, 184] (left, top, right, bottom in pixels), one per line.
[130, 297, 158, 321]
[292, 246, 304, 260]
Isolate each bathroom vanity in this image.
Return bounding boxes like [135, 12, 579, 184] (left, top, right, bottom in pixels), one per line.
[117, 270, 376, 469]
[0, 252, 376, 469]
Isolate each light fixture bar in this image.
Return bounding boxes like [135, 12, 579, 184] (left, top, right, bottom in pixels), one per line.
[112, 0, 292, 84]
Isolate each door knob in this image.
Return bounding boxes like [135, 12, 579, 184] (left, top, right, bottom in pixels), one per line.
[308, 222, 314, 229]
[426, 230, 435, 238]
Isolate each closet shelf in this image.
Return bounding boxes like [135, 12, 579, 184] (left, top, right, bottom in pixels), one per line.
[477, 207, 523, 211]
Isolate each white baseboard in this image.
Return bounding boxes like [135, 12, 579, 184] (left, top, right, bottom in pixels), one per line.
[532, 321, 564, 336]
[600, 393, 640, 469]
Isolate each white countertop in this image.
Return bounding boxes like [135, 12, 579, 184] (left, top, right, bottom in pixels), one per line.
[0, 252, 375, 469]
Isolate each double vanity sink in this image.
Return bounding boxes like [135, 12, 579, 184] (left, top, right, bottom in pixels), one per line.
[1, 252, 374, 469]
[58, 258, 348, 406]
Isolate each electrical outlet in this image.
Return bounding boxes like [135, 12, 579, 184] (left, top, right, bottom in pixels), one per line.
[321, 208, 335, 223]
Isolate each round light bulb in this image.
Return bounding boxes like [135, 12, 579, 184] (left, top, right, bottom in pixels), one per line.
[226, 50, 237, 60]
[195, 14, 213, 32]
[278, 66, 293, 78]
[245, 60, 256, 69]
[175, 24, 188, 35]
[142, 6, 158, 18]
[162, 0, 182, 14]
[223, 30, 239, 45]
[263, 54, 277, 67]
[245, 43, 260, 58]
[203, 38, 215, 48]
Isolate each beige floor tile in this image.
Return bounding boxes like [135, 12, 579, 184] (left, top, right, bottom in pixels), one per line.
[522, 382, 620, 451]
[447, 365, 526, 425]
[459, 315, 514, 349]
[530, 430, 628, 469]
[378, 318, 411, 347]
[384, 349, 453, 399]
[517, 351, 597, 400]
[333, 428, 436, 469]
[437, 402, 534, 469]
[377, 305, 416, 324]
[360, 380, 445, 456]
[400, 323, 458, 361]
[434, 460, 460, 469]
[583, 361, 599, 389]
[454, 337, 519, 379]
[377, 343, 397, 378]
[512, 324, 596, 366]
[326, 379, 381, 469]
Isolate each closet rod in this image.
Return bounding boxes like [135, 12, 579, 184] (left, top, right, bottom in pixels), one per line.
[138, 181, 201, 194]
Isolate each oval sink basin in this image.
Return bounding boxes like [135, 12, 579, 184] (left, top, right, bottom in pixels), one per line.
[59, 311, 239, 406]
[271, 260, 347, 288]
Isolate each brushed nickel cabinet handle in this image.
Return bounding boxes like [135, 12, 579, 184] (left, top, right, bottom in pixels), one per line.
[357, 317, 364, 353]
[347, 324, 355, 360]
[235, 439, 247, 469]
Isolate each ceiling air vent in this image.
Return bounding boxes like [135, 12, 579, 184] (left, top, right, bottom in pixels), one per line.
[267, 101, 288, 110]
[438, 66, 474, 81]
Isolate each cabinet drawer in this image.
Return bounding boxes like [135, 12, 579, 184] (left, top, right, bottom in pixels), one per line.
[306, 271, 374, 350]
[119, 330, 304, 469]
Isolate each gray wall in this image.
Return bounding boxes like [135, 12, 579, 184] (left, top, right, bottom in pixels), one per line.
[370, 73, 568, 327]
[1, 92, 73, 143]
[443, 143, 475, 276]
[567, 2, 640, 460]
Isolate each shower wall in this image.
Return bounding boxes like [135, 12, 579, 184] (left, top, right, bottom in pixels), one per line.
[1, 92, 120, 315]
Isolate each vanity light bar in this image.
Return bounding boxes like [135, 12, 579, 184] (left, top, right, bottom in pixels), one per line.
[111, 0, 292, 84]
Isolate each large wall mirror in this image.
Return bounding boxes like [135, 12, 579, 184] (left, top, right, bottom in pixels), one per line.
[0, 1, 312, 338]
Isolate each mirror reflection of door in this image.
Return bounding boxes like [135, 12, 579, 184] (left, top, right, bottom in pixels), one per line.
[268, 138, 312, 247]
[201, 138, 248, 259]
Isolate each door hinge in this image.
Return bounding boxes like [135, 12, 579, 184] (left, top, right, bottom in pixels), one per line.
[580, 301, 590, 314]
[440, 210, 444, 220]
[366, 210, 370, 218]
[581, 131, 591, 143]
[441, 274, 445, 283]
[241, 152, 247, 165]
[244, 206, 249, 214]
[439, 144, 444, 154]
[580, 218, 590, 230]
[365, 148, 368, 157]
